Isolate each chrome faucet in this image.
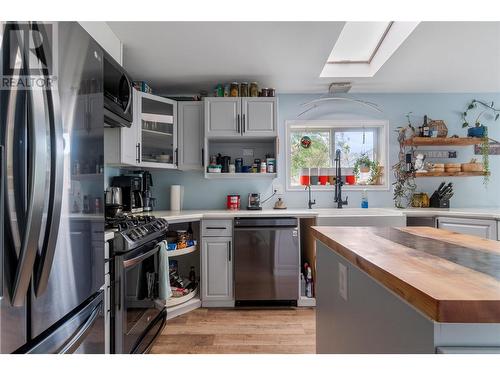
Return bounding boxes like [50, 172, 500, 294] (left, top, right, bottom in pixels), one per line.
[334, 149, 348, 209]
[305, 184, 316, 209]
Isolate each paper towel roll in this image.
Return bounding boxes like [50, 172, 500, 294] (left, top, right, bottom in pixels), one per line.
[170, 185, 182, 211]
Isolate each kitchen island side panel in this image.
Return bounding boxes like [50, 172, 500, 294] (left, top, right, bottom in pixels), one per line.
[316, 241, 435, 354]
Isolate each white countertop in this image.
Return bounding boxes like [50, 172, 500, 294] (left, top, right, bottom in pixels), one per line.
[104, 207, 500, 242]
[140, 207, 500, 222]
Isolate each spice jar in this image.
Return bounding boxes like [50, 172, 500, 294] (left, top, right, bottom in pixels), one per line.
[249, 82, 259, 97]
[267, 88, 275, 97]
[230, 82, 239, 97]
[260, 88, 269, 97]
[176, 230, 188, 249]
[240, 82, 248, 97]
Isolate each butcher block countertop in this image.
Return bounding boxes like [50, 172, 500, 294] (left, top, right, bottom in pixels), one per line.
[311, 226, 500, 323]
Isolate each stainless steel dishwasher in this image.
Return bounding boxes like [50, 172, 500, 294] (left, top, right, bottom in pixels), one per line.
[234, 217, 300, 305]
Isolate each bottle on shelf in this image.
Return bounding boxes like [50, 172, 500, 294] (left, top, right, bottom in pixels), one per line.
[361, 189, 369, 209]
[422, 115, 430, 137]
[305, 265, 314, 298]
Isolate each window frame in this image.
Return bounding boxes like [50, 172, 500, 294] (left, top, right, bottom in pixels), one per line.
[285, 120, 390, 192]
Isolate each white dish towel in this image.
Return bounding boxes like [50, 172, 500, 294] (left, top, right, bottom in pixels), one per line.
[158, 240, 172, 300]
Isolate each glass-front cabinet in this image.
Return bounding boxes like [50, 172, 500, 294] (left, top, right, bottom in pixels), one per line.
[136, 91, 177, 169]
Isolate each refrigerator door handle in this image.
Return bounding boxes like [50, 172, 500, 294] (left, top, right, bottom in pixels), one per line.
[59, 301, 102, 354]
[0, 145, 4, 299]
[24, 292, 104, 354]
[33, 35, 64, 296]
[11, 73, 49, 307]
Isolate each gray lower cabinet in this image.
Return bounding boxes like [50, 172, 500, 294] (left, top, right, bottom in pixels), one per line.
[178, 101, 204, 170]
[201, 236, 234, 307]
[437, 216, 497, 240]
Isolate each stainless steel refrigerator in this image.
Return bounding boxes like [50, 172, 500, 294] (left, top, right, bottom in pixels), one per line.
[1, 21, 105, 353]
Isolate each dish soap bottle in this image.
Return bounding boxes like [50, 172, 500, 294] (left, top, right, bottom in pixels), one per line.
[361, 189, 368, 209]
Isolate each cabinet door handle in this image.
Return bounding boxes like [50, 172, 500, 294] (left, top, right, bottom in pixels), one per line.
[201, 148, 205, 167]
[242, 114, 246, 134]
[136, 143, 141, 163]
[228, 241, 231, 262]
[175, 148, 178, 167]
[237, 114, 241, 134]
[206, 226, 227, 230]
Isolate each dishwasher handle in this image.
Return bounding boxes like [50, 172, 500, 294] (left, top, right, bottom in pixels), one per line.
[234, 226, 299, 231]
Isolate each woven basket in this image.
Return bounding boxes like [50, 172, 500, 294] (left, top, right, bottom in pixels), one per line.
[429, 119, 448, 137]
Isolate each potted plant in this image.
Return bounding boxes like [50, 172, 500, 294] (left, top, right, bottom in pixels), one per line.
[353, 154, 380, 185]
[462, 99, 499, 138]
[462, 99, 498, 185]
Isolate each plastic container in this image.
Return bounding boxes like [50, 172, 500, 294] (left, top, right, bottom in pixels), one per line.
[299, 168, 310, 186]
[226, 194, 240, 210]
[361, 189, 368, 209]
[310, 168, 319, 185]
[319, 168, 329, 185]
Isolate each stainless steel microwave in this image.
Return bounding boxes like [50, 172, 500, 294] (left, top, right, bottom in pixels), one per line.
[103, 53, 133, 127]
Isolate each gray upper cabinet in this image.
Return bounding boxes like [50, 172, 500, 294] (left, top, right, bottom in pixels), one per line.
[178, 101, 204, 170]
[204, 97, 240, 136]
[241, 97, 276, 136]
[201, 237, 233, 305]
[204, 97, 277, 138]
[437, 216, 497, 240]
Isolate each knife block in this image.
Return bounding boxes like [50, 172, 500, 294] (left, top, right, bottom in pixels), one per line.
[429, 195, 450, 208]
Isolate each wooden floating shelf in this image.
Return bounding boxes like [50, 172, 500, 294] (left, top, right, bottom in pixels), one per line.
[415, 171, 489, 177]
[404, 137, 484, 146]
[167, 245, 198, 257]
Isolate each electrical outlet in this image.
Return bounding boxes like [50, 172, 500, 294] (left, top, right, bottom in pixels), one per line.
[338, 262, 348, 301]
[272, 182, 284, 195]
[243, 148, 254, 156]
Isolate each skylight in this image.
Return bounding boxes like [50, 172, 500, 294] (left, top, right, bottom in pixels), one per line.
[328, 22, 392, 64]
[321, 21, 420, 78]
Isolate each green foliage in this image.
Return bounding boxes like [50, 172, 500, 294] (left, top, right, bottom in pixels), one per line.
[462, 99, 500, 128]
[290, 131, 330, 183]
[353, 154, 380, 184]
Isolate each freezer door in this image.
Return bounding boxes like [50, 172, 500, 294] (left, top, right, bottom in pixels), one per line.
[26, 291, 104, 354]
[30, 22, 104, 339]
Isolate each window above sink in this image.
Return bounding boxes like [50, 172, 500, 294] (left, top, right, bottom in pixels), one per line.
[285, 120, 389, 191]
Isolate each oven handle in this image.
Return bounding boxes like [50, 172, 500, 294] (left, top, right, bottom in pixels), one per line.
[131, 309, 166, 354]
[123, 246, 159, 269]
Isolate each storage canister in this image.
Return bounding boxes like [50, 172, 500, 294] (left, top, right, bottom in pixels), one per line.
[240, 82, 249, 97]
[250, 82, 259, 97]
[230, 82, 239, 97]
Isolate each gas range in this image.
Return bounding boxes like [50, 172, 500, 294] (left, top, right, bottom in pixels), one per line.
[106, 214, 168, 253]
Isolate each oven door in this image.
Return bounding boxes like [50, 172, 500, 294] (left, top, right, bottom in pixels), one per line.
[113, 242, 166, 354]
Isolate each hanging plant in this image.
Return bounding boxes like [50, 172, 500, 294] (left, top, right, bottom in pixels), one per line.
[392, 126, 417, 208]
[462, 99, 497, 185]
[353, 154, 380, 184]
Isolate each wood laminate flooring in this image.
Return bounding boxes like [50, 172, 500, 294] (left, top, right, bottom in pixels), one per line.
[150, 307, 315, 354]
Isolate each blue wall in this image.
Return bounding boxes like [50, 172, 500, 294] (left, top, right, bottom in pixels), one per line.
[109, 93, 500, 210]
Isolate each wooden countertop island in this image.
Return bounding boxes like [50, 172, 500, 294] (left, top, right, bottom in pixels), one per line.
[312, 226, 500, 354]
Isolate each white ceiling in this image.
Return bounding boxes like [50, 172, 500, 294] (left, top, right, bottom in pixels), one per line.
[108, 21, 500, 94]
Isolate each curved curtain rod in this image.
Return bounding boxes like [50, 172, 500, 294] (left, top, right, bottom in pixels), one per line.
[297, 96, 383, 118]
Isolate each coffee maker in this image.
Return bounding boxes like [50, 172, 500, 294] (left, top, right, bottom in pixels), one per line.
[111, 175, 144, 213]
[134, 170, 155, 212]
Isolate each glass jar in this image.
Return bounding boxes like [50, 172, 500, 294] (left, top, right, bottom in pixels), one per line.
[230, 82, 239, 97]
[176, 230, 188, 249]
[249, 82, 259, 97]
[240, 82, 249, 97]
